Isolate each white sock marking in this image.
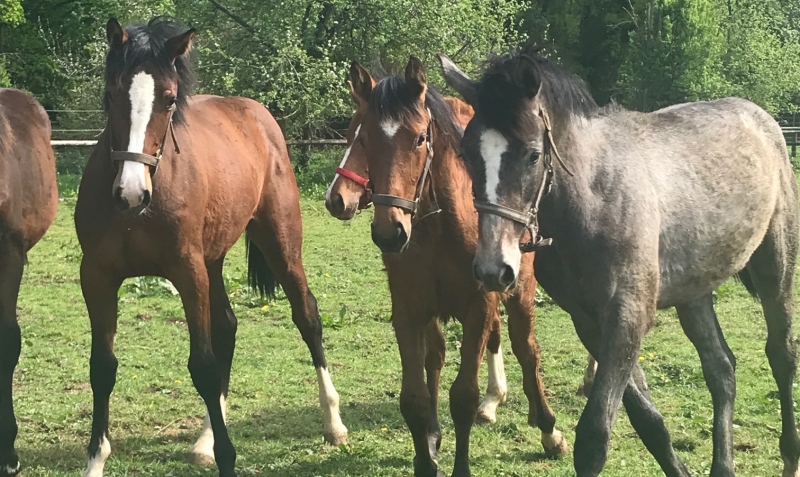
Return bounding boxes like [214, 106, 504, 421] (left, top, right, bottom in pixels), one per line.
[82, 434, 111, 477]
[119, 72, 155, 208]
[480, 129, 508, 203]
[325, 124, 361, 204]
[191, 394, 227, 460]
[2, 462, 20, 475]
[316, 367, 348, 443]
[478, 345, 508, 422]
[381, 119, 400, 138]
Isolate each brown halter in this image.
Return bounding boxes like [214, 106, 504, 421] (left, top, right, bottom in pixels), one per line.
[110, 103, 181, 174]
[473, 109, 573, 252]
[370, 110, 441, 226]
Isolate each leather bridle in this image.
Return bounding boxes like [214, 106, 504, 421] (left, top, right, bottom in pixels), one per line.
[334, 166, 372, 209]
[110, 103, 181, 174]
[370, 112, 441, 225]
[473, 109, 573, 252]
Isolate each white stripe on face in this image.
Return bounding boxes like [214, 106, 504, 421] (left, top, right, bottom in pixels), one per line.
[381, 119, 400, 138]
[118, 71, 155, 208]
[480, 129, 508, 203]
[325, 124, 361, 203]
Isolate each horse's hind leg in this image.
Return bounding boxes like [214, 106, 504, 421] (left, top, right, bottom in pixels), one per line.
[190, 257, 237, 466]
[0, 234, 24, 477]
[476, 316, 507, 425]
[745, 218, 800, 477]
[424, 320, 445, 461]
[80, 261, 123, 477]
[503, 283, 568, 457]
[676, 294, 736, 476]
[247, 207, 348, 445]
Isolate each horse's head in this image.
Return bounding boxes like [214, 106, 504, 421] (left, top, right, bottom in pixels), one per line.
[348, 57, 441, 254]
[439, 51, 570, 291]
[104, 17, 195, 211]
[324, 81, 373, 220]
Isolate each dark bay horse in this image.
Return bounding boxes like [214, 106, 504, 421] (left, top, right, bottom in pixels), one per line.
[348, 57, 568, 477]
[441, 49, 800, 476]
[324, 89, 511, 425]
[0, 89, 58, 477]
[74, 18, 346, 477]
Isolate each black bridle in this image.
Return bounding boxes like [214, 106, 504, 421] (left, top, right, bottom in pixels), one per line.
[473, 109, 573, 252]
[370, 110, 441, 225]
[110, 103, 181, 174]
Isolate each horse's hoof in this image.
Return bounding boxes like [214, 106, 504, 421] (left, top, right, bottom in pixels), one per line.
[475, 409, 497, 425]
[0, 460, 21, 477]
[324, 429, 348, 446]
[187, 451, 215, 466]
[542, 429, 570, 458]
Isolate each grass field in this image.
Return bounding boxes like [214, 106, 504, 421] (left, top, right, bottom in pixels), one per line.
[10, 159, 796, 477]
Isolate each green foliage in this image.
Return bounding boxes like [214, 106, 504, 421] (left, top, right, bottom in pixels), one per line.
[0, 0, 24, 26]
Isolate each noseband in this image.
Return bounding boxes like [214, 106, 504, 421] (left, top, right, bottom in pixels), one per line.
[335, 166, 372, 209]
[110, 103, 181, 175]
[370, 114, 441, 225]
[473, 109, 573, 253]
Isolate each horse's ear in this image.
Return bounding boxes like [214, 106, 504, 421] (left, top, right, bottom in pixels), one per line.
[437, 53, 478, 106]
[512, 59, 542, 99]
[106, 18, 128, 51]
[404, 56, 427, 103]
[165, 28, 196, 63]
[349, 61, 374, 105]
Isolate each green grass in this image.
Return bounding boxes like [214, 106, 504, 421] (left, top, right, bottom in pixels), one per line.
[11, 163, 796, 476]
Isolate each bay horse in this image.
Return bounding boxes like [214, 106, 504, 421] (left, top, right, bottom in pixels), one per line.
[74, 18, 347, 477]
[441, 49, 800, 476]
[348, 57, 569, 477]
[324, 90, 512, 425]
[0, 89, 58, 477]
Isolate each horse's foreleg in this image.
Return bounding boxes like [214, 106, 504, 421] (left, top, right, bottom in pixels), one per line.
[190, 258, 237, 466]
[395, 314, 441, 477]
[80, 261, 122, 477]
[573, 292, 652, 477]
[424, 319, 445, 460]
[170, 256, 236, 477]
[503, 289, 567, 457]
[450, 298, 493, 477]
[476, 316, 507, 425]
[0, 236, 23, 477]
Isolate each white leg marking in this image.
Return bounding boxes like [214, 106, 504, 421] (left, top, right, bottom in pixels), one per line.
[380, 119, 400, 138]
[316, 367, 348, 445]
[119, 71, 155, 208]
[82, 434, 111, 477]
[477, 345, 508, 424]
[479, 129, 509, 203]
[2, 462, 20, 475]
[325, 124, 361, 203]
[189, 394, 226, 465]
[542, 428, 570, 457]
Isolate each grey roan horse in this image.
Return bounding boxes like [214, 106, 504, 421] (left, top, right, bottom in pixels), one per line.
[439, 49, 800, 476]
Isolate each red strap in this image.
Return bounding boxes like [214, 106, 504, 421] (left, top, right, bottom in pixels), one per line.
[336, 167, 370, 189]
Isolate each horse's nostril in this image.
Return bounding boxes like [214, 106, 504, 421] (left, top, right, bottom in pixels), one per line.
[395, 222, 407, 244]
[332, 194, 345, 215]
[499, 264, 516, 287]
[141, 190, 151, 207]
[114, 187, 129, 209]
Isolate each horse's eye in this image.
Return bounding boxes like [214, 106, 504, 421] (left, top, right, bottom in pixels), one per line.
[166, 97, 177, 109]
[529, 150, 541, 164]
[415, 133, 427, 148]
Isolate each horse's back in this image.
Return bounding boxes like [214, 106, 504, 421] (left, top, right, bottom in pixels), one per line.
[0, 88, 57, 249]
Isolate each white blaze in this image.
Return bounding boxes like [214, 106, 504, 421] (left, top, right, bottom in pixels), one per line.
[82, 434, 111, 477]
[480, 129, 508, 203]
[190, 394, 227, 461]
[316, 366, 348, 443]
[381, 119, 400, 138]
[118, 71, 155, 208]
[325, 124, 361, 204]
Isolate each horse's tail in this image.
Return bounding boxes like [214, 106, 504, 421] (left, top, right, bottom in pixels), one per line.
[245, 231, 279, 299]
[735, 268, 760, 301]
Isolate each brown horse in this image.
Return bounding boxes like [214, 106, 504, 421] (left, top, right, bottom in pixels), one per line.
[74, 18, 347, 477]
[324, 91, 516, 425]
[346, 57, 569, 477]
[0, 89, 58, 477]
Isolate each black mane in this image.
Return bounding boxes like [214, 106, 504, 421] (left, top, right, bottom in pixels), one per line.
[477, 48, 609, 140]
[369, 75, 463, 151]
[104, 16, 195, 123]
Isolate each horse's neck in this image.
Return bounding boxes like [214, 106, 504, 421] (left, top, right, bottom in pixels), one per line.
[425, 127, 474, 239]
